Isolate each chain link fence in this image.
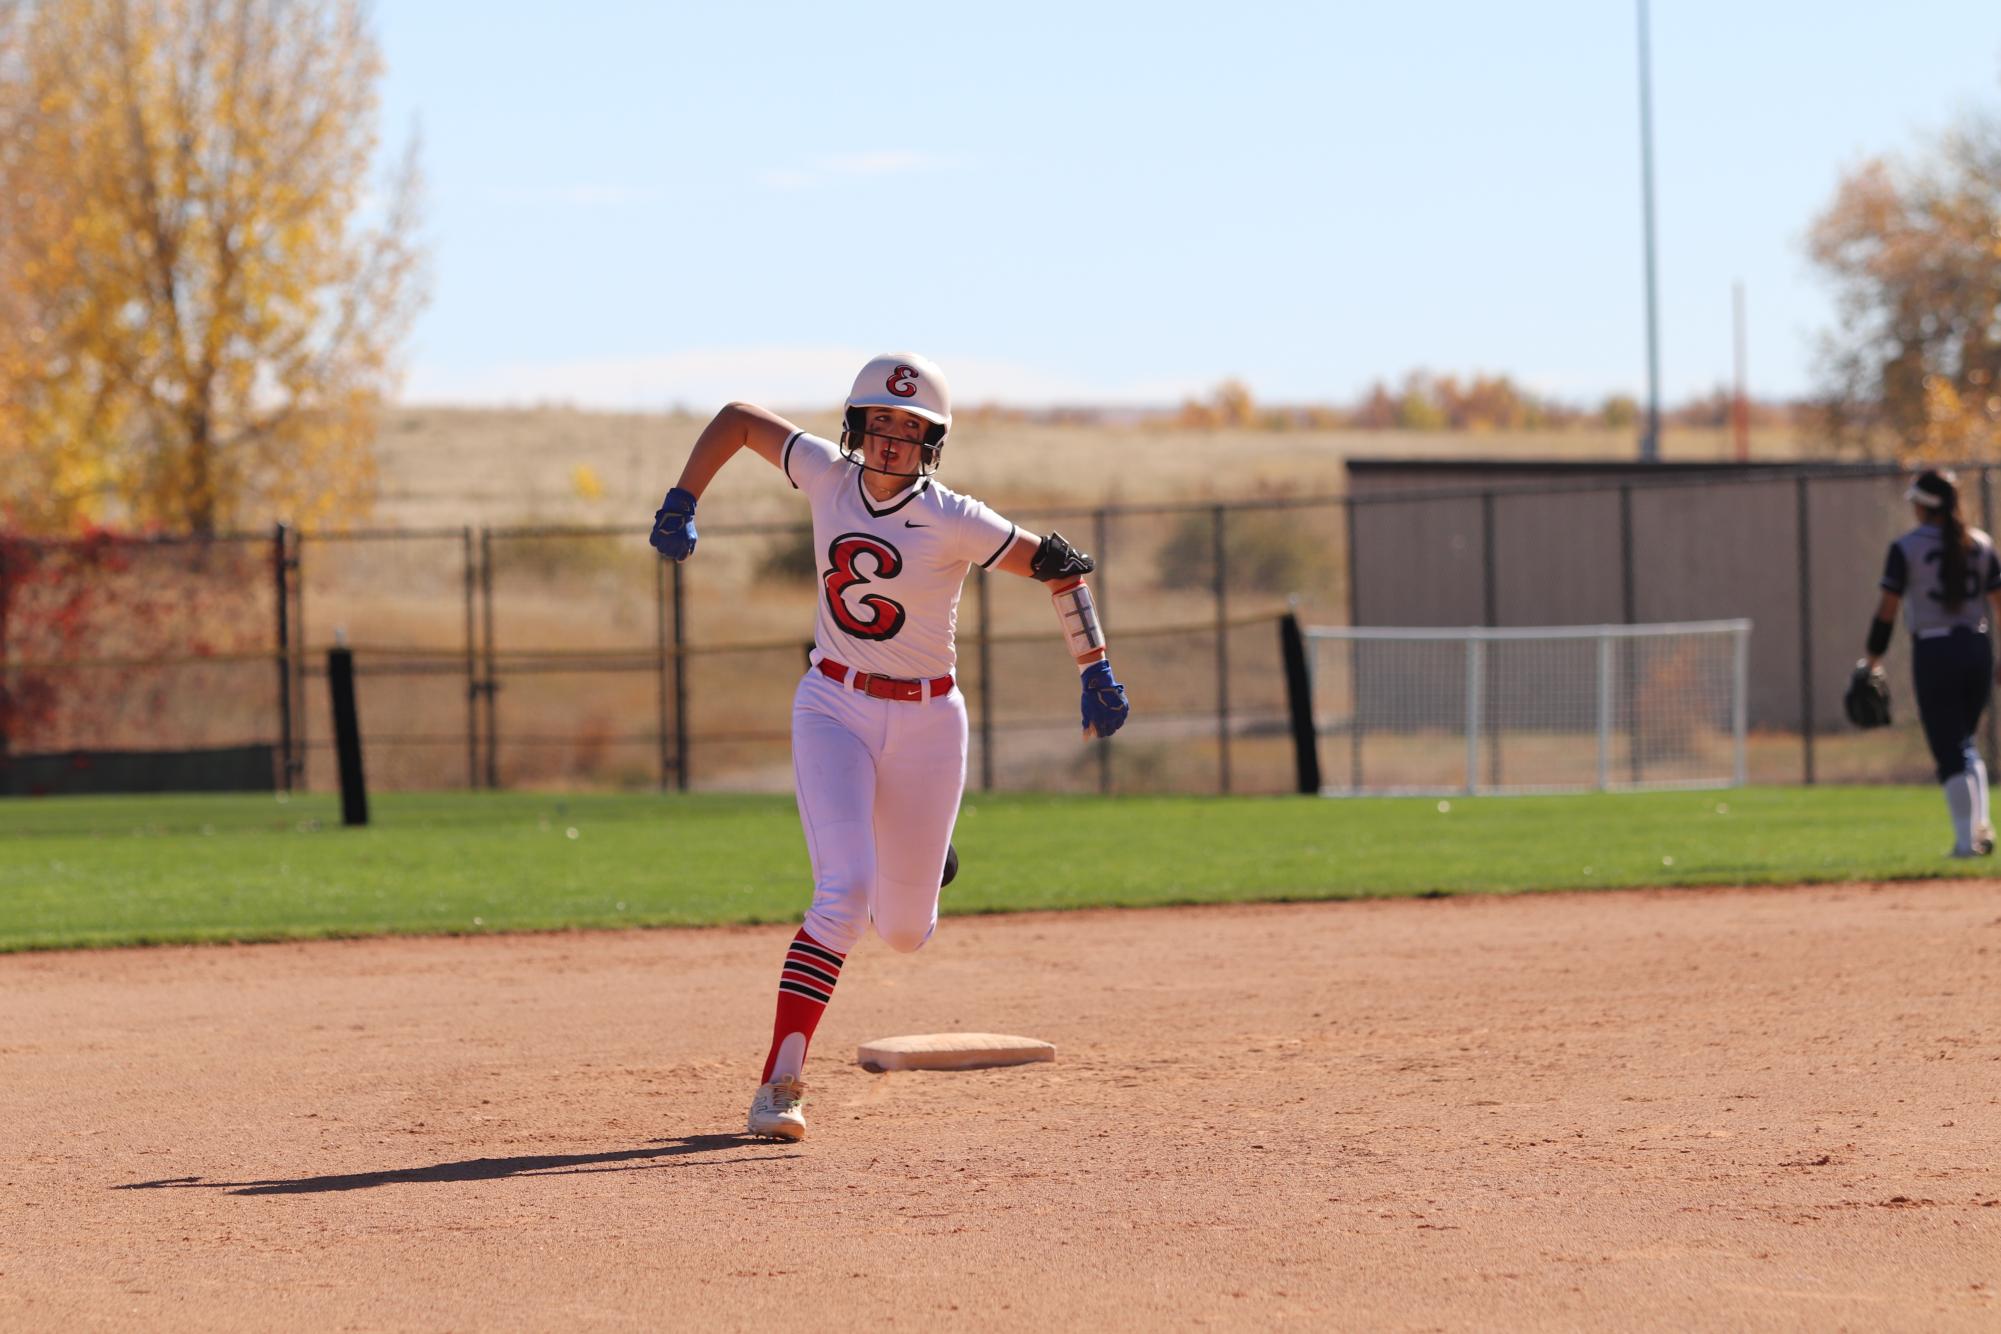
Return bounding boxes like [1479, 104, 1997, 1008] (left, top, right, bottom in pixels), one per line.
[0, 501, 1335, 797]
[0, 460, 1981, 796]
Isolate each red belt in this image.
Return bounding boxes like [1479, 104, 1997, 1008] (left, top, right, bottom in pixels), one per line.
[816, 656, 954, 702]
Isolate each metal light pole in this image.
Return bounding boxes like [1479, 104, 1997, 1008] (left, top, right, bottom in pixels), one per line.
[1636, 0, 1662, 463]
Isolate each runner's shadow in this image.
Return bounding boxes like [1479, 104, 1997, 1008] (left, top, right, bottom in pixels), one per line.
[115, 1134, 791, 1195]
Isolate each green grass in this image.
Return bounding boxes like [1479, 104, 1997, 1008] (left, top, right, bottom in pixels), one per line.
[0, 786, 1981, 952]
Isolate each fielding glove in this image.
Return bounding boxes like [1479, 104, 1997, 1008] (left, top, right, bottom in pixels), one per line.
[649, 486, 699, 562]
[1843, 660, 1891, 729]
[1080, 659, 1130, 739]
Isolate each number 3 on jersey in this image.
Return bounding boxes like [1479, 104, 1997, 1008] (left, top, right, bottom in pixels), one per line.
[823, 532, 907, 640]
[1920, 548, 1982, 605]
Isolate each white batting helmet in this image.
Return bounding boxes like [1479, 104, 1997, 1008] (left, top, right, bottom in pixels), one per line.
[841, 352, 953, 474]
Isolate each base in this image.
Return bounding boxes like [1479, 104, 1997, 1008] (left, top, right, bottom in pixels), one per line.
[857, 1032, 1057, 1072]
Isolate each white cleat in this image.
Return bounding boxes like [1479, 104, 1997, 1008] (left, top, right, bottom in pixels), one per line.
[747, 1076, 807, 1141]
[1950, 826, 1996, 859]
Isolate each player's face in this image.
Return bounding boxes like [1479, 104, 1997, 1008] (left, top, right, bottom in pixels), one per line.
[860, 407, 931, 478]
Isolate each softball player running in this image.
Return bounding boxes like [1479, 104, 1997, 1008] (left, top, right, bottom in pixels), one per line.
[1865, 468, 2001, 857]
[649, 352, 1130, 1141]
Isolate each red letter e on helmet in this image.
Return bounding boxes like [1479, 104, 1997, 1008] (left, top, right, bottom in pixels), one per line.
[885, 365, 919, 398]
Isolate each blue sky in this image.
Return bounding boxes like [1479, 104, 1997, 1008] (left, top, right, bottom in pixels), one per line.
[375, 2, 2001, 411]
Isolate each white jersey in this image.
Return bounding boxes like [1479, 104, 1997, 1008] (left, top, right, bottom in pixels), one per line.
[783, 430, 1019, 679]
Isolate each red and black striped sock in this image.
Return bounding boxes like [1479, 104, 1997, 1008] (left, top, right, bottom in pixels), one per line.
[760, 928, 847, 1084]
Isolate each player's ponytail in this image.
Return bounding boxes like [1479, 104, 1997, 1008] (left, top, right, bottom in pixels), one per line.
[1941, 501, 1971, 610]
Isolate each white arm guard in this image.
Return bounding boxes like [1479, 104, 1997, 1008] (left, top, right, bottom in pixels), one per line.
[1051, 578, 1106, 664]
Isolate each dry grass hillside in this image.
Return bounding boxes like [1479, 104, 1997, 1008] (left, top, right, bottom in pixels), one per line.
[369, 407, 1806, 530]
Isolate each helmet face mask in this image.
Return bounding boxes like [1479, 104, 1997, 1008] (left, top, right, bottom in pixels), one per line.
[840, 407, 944, 478]
[840, 353, 951, 479]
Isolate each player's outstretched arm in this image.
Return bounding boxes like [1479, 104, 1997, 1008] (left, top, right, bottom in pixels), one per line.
[649, 402, 799, 562]
[998, 531, 1130, 739]
[675, 402, 798, 495]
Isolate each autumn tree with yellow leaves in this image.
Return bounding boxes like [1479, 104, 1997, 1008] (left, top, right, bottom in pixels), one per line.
[1807, 103, 2001, 462]
[0, 0, 424, 535]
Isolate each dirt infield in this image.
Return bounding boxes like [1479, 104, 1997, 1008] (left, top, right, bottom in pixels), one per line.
[5, 882, 2000, 1331]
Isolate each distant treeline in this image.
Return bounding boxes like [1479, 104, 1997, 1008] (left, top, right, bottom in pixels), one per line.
[955, 373, 1792, 432]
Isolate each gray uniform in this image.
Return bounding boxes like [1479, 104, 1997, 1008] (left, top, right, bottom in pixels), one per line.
[1880, 524, 2001, 636]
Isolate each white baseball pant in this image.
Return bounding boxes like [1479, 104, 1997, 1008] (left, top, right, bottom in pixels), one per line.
[791, 668, 966, 954]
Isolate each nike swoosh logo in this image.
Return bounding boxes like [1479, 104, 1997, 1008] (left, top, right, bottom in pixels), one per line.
[904, 520, 929, 528]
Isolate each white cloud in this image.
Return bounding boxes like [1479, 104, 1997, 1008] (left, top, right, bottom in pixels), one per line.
[484, 184, 668, 207]
[818, 150, 956, 176]
[753, 150, 962, 192]
[400, 346, 1206, 411]
[752, 168, 817, 192]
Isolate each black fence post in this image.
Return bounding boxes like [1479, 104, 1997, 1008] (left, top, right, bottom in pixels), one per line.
[328, 643, 368, 827]
[1346, 495, 1362, 792]
[1212, 505, 1231, 795]
[292, 533, 309, 789]
[1094, 506, 1111, 795]
[1796, 476, 1816, 784]
[462, 526, 479, 789]
[480, 528, 499, 790]
[672, 556, 688, 792]
[1621, 485, 1639, 785]
[655, 554, 672, 792]
[1278, 612, 1321, 794]
[977, 566, 994, 792]
[272, 522, 293, 792]
[290, 527, 304, 790]
[1482, 490, 1500, 790]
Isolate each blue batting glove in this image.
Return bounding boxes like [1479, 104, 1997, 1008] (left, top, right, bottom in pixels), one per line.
[1080, 659, 1130, 739]
[649, 486, 699, 561]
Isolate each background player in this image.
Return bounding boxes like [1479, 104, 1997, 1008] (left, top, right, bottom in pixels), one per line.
[1863, 467, 2001, 857]
[649, 352, 1130, 1141]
